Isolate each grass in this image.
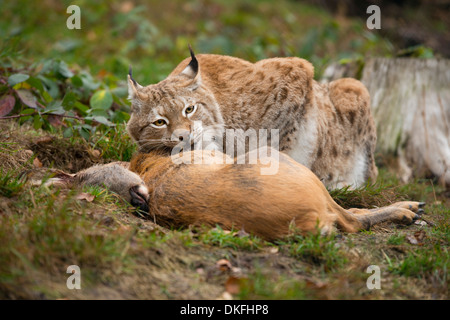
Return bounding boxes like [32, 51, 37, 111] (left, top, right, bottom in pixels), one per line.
[0, 168, 27, 197]
[279, 232, 348, 272]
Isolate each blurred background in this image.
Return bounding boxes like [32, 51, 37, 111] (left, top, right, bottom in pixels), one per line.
[1, 0, 448, 85]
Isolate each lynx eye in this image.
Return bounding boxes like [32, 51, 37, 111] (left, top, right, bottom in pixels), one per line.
[151, 119, 167, 127]
[183, 104, 197, 117]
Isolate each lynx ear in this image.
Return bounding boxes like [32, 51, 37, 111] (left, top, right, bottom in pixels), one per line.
[127, 66, 143, 100]
[180, 45, 201, 89]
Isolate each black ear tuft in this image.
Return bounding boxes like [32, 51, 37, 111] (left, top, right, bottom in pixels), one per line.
[129, 65, 137, 86]
[187, 44, 198, 74]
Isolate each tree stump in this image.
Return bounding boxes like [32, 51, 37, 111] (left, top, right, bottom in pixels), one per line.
[323, 58, 450, 186]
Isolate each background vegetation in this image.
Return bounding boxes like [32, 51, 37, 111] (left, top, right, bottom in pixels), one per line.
[0, 0, 448, 300]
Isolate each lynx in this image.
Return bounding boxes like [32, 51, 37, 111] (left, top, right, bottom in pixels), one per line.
[39, 149, 424, 241]
[126, 48, 378, 188]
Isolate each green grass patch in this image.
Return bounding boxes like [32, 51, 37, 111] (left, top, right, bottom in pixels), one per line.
[391, 244, 448, 282]
[279, 232, 348, 272]
[197, 225, 266, 251]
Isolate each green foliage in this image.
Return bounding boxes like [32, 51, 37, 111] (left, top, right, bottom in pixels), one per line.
[279, 232, 348, 271]
[0, 168, 26, 198]
[0, 54, 130, 143]
[199, 225, 264, 251]
[387, 234, 406, 245]
[237, 269, 309, 300]
[391, 244, 448, 281]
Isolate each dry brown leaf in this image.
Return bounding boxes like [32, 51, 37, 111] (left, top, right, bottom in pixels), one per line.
[225, 276, 247, 295]
[407, 230, 427, 245]
[406, 235, 418, 245]
[33, 157, 43, 168]
[266, 247, 279, 254]
[76, 192, 95, 202]
[90, 149, 101, 159]
[414, 230, 426, 242]
[24, 150, 34, 157]
[0, 95, 16, 117]
[216, 259, 232, 272]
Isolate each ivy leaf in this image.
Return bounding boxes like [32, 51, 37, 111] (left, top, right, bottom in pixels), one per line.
[78, 126, 91, 140]
[80, 71, 100, 91]
[8, 73, 30, 86]
[37, 75, 59, 98]
[90, 90, 113, 110]
[73, 101, 89, 115]
[33, 114, 43, 130]
[86, 115, 114, 126]
[43, 100, 65, 115]
[26, 76, 45, 93]
[71, 75, 83, 87]
[0, 95, 16, 117]
[61, 92, 78, 110]
[63, 127, 73, 138]
[57, 61, 74, 78]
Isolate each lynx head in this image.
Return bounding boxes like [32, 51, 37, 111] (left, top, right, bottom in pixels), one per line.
[126, 47, 224, 154]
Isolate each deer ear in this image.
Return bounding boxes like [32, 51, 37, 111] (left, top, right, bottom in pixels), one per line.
[180, 45, 201, 89]
[127, 66, 143, 100]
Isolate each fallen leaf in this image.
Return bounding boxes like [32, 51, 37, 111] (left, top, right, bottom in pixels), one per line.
[266, 247, 279, 254]
[406, 235, 418, 245]
[414, 230, 426, 242]
[225, 276, 247, 295]
[24, 150, 34, 157]
[407, 230, 426, 245]
[0, 95, 16, 117]
[89, 149, 101, 159]
[76, 192, 95, 202]
[33, 157, 43, 168]
[216, 259, 232, 272]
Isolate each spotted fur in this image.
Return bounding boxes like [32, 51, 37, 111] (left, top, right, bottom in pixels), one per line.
[127, 51, 378, 188]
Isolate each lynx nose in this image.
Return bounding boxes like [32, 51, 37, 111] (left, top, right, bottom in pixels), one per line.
[173, 129, 191, 142]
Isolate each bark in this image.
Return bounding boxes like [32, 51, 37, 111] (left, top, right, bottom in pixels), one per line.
[323, 58, 450, 186]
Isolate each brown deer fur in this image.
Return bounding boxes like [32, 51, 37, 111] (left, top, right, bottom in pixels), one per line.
[125, 149, 422, 241]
